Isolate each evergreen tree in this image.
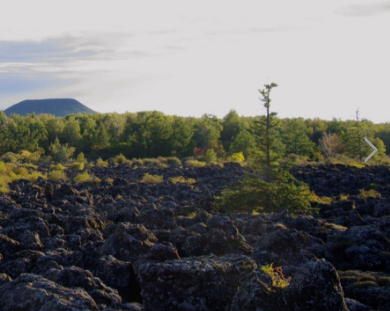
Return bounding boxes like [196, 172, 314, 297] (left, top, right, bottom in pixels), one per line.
[282, 118, 314, 157]
[345, 109, 370, 162]
[216, 83, 311, 214]
[229, 129, 256, 159]
[220, 109, 241, 152]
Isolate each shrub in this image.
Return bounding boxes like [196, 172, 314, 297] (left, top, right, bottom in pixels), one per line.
[69, 162, 85, 171]
[205, 149, 216, 163]
[143, 158, 162, 167]
[116, 153, 126, 164]
[24, 172, 46, 183]
[185, 160, 206, 168]
[227, 152, 245, 163]
[50, 163, 66, 171]
[12, 166, 29, 176]
[210, 161, 224, 168]
[0, 162, 15, 175]
[282, 153, 308, 166]
[0, 152, 19, 163]
[20, 150, 42, 163]
[48, 170, 68, 181]
[96, 157, 108, 168]
[141, 173, 163, 184]
[132, 159, 144, 167]
[170, 176, 196, 184]
[166, 156, 182, 166]
[309, 193, 332, 205]
[0, 176, 9, 194]
[50, 138, 75, 162]
[23, 163, 38, 170]
[76, 152, 85, 162]
[92, 177, 101, 184]
[74, 171, 94, 183]
[359, 188, 381, 199]
[260, 263, 291, 289]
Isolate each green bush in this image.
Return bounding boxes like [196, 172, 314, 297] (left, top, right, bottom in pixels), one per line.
[116, 153, 126, 164]
[0, 152, 19, 163]
[76, 152, 85, 162]
[50, 163, 67, 171]
[69, 162, 85, 171]
[74, 171, 94, 182]
[96, 157, 108, 168]
[48, 170, 68, 181]
[227, 152, 245, 163]
[205, 149, 216, 164]
[260, 263, 291, 289]
[20, 150, 42, 163]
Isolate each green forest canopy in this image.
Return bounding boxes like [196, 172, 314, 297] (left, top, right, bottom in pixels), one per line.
[0, 109, 389, 162]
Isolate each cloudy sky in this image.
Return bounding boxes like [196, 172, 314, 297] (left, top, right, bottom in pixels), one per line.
[0, 0, 389, 122]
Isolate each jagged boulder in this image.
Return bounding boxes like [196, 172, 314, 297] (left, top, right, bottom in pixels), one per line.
[99, 223, 157, 262]
[0, 273, 99, 311]
[230, 259, 348, 311]
[135, 254, 257, 311]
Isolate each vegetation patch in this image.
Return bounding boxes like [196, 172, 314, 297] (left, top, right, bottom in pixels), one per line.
[74, 171, 94, 183]
[50, 163, 67, 171]
[96, 157, 108, 168]
[169, 176, 196, 184]
[48, 170, 68, 181]
[141, 173, 163, 184]
[260, 263, 291, 289]
[69, 162, 85, 171]
[185, 160, 206, 168]
[359, 188, 381, 199]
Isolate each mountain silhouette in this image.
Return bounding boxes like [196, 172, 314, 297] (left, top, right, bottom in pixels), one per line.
[4, 98, 96, 117]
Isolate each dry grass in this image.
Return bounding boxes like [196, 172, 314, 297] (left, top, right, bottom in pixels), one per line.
[141, 173, 163, 184]
[69, 162, 85, 171]
[359, 188, 381, 199]
[50, 163, 67, 171]
[169, 176, 196, 184]
[185, 159, 206, 168]
[96, 157, 108, 168]
[48, 170, 68, 181]
[74, 171, 94, 182]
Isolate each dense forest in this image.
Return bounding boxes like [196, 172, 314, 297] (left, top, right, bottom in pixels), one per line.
[0, 109, 389, 163]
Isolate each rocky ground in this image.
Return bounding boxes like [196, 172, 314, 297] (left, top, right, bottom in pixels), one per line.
[0, 162, 389, 310]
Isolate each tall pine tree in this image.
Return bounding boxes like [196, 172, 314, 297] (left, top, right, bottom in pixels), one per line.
[216, 83, 311, 214]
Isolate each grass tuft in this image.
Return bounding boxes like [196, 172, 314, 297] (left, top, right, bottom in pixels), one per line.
[141, 173, 163, 184]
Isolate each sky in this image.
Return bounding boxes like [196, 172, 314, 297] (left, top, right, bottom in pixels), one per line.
[0, 0, 389, 123]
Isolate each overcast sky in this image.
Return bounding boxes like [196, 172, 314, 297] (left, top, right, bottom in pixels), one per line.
[0, 0, 389, 122]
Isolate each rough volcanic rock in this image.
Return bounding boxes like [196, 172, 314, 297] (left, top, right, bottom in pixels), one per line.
[135, 254, 257, 311]
[325, 225, 390, 271]
[99, 223, 157, 262]
[42, 265, 122, 306]
[0, 273, 99, 311]
[252, 226, 325, 269]
[230, 259, 348, 311]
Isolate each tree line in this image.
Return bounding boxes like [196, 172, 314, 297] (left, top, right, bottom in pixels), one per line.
[0, 108, 389, 162]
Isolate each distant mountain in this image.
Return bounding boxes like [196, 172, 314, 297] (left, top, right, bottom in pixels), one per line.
[4, 98, 96, 117]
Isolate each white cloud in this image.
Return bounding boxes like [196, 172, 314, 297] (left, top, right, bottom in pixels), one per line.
[0, 0, 389, 122]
